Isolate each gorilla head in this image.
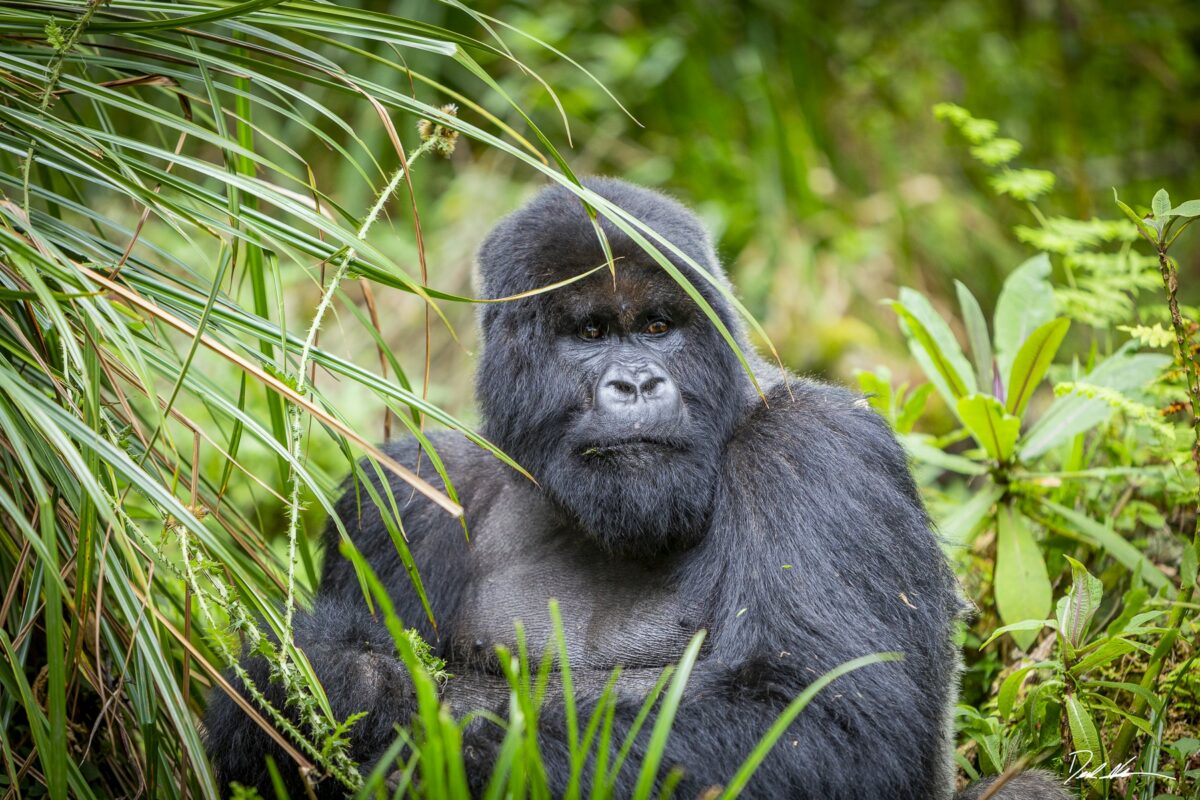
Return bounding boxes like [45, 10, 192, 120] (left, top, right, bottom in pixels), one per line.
[476, 178, 753, 557]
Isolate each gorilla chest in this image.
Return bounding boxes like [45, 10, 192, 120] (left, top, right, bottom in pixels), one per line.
[451, 494, 702, 671]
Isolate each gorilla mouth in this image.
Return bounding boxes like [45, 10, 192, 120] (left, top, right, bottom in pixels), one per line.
[577, 437, 685, 459]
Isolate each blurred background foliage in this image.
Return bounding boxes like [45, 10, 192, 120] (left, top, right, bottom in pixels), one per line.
[296, 0, 1200, 422]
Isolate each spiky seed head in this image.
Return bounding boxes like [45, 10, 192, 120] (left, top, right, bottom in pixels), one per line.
[417, 103, 460, 158]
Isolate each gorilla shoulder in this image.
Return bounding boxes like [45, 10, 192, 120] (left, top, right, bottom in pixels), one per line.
[731, 376, 920, 499]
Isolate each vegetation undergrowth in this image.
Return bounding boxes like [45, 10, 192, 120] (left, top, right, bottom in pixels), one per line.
[860, 106, 1198, 797]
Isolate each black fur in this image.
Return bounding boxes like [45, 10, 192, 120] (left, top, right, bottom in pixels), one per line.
[204, 178, 1069, 799]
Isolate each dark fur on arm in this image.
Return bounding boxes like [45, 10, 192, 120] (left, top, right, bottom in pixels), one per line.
[205, 434, 477, 795]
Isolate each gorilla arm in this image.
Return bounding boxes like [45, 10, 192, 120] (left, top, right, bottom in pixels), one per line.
[204, 435, 477, 797]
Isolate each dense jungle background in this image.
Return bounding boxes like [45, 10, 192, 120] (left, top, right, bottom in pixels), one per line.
[0, 0, 1198, 797]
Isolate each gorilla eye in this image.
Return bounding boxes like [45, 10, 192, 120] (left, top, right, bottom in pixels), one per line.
[644, 318, 670, 336]
[579, 319, 607, 340]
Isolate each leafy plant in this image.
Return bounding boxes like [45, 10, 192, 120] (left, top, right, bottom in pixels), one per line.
[859, 106, 1200, 796]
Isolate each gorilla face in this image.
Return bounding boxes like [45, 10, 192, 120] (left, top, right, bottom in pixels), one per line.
[540, 269, 739, 555]
[476, 179, 750, 557]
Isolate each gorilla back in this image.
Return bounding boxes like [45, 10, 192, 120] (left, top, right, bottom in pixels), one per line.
[204, 178, 1068, 799]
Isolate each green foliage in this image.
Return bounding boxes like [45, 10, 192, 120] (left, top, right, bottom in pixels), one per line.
[868, 108, 1200, 796]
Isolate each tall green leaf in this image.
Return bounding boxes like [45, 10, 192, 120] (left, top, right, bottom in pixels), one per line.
[955, 280, 994, 394]
[993, 506, 1052, 650]
[1006, 317, 1070, 418]
[1065, 694, 1105, 781]
[993, 253, 1054, 391]
[1059, 556, 1103, 648]
[956, 393, 1021, 462]
[891, 288, 975, 405]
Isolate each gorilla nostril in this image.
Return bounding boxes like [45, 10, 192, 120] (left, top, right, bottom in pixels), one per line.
[641, 377, 664, 397]
[610, 380, 637, 397]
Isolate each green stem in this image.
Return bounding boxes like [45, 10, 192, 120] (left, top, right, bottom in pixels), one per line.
[281, 139, 435, 658]
[1108, 234, 1200, 766]
[22, 0, 105, 216]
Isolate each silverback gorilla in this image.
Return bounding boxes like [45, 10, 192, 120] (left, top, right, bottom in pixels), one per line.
[205, 179, 1068, 799]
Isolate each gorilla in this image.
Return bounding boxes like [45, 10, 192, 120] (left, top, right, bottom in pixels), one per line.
[204, 178, 1067, 799]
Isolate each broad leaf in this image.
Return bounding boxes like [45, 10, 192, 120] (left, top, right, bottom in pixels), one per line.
[993, 254, 1055, 388]
[891, 288, 976, 404]
[955, 280, 994, 393]
[1021, 348, 1170, 459]
[956, 394, 1021, 462]
[1006, 317, 1070, 418]
[994, 507, 1052, 650]
[998, 661, 1058, 718]
[1071, 638, 1138, 676]
[1066, 694, 1105, 778]
[1166, 199, 1200, 219]
[1033, 498, 1171, 591]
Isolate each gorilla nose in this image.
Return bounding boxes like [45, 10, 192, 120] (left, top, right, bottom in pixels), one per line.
[595, 362, 682, 423]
